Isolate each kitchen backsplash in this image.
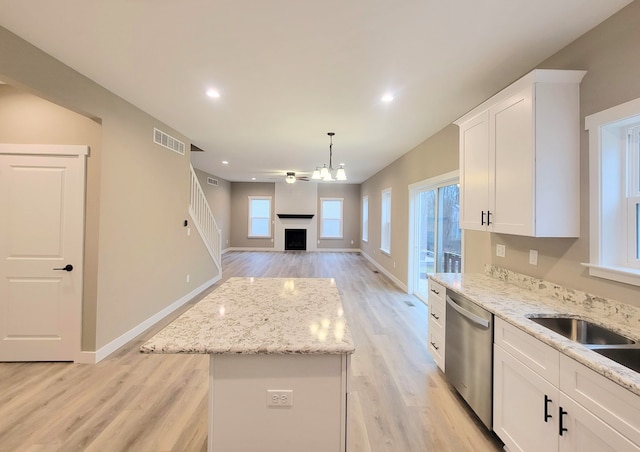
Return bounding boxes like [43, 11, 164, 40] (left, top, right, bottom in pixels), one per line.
[485, 265, 640, 328]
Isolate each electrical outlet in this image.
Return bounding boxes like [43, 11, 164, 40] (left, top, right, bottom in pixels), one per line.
[187, 227, 191, 236]
[529, 249, 538, 266]
[267, 389, 293, 407]
[496, 244, 506, 258]
[186, 274, 190, 283]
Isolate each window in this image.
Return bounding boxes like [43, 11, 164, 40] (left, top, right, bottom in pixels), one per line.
[362, 196, 369, 242]
[585, 97, 640, 286]
[248, 196, 271, 238]
[320, 198, 343, 238]
[380, 188, 391, 253]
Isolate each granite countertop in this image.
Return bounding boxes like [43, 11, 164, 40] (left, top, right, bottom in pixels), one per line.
[140, 277, 355, 355]
[430, 270, 640, 396]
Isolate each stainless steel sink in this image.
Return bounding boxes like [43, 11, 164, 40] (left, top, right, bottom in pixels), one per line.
[592, 346, 640, 373]
[529, 316, 635, 345]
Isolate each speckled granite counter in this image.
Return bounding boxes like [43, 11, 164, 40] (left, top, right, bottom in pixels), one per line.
[430, 268, 640, 396]
[140, 277, 355, 355]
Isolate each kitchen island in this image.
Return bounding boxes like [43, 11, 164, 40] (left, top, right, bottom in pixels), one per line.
[141, 277, 355, 452]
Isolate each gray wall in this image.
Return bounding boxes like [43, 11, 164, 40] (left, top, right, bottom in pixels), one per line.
[229, 182, 361, 250]
[317, 184, 361, 250]
[195, 169, 232, 251]
[361, 0, 640, 307]
[361, 125, 492, 282]
[0, 27, 219, 350]
[230, 182, 276, 248]
[488, 0, 640, 307]
[0, 85, 103, 350]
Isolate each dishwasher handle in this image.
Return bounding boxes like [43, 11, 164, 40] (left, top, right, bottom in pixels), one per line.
[446, 295, 490, 329]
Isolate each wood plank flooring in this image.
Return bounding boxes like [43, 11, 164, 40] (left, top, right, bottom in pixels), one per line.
[0, 252, 503, 451]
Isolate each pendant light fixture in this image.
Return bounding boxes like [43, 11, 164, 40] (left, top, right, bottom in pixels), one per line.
[311, 132, 347, 181]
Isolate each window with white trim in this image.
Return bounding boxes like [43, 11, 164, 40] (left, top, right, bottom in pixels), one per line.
[380, 188, 391, 253]
[320, 198, 343, 238]
[585, 97, 640, 286]
[362, 196, 369, 242]
[248, 196, 271, 238]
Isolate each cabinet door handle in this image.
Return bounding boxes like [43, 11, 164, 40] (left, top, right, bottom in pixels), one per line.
[430, 342, 439, 350]
[544, 395, 552, 422]
[430, 313, 440, 320]
[430, 288, 440, 295]
[487, 210, 492, 225]
[481, 210, 485, 225]
[559, 407, 568, 436]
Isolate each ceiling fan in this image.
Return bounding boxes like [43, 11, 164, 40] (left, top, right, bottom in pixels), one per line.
[284, 172, 309, 183]
[268, 171, 310, 183]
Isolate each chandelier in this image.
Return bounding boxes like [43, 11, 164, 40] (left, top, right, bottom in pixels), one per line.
[311, 132, 347, 181]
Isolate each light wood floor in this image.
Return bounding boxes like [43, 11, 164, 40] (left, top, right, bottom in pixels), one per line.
[0, 252, 503, 451]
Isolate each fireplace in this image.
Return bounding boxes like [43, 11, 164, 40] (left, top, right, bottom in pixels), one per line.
[284, 229, 307, 251]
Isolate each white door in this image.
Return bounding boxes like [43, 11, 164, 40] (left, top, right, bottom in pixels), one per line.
[0, 144, 87, 361]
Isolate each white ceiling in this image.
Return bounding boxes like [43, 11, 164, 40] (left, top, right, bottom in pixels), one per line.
[0, 0, 632, 183]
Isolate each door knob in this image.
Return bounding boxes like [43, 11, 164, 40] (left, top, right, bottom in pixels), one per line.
[53, 264, 74, 272]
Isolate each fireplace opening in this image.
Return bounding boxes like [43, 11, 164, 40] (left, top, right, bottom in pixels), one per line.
[285, 229, 307, 251]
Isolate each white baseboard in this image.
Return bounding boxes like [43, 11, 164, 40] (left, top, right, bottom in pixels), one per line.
[226, 247, 360, 253]
[360, 251, 408, 293]
[78, 274, 221, 364]
[226, 247, 277, 252]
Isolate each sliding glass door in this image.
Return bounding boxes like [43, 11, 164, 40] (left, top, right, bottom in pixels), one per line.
[410, 173, 462, 300]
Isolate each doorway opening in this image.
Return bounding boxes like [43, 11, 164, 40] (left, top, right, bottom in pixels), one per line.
[409, 171, 462, 302]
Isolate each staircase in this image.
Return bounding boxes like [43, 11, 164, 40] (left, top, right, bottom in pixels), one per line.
[189, 164, 222, 272]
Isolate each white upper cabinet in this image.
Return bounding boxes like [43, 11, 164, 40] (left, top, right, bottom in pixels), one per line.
[455, 69, 586, 237]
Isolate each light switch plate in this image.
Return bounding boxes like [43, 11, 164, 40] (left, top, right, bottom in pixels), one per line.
[529, 249, 538, 266]
[496, 244, 506, 258]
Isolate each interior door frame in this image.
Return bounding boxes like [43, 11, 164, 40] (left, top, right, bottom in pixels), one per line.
[407, 170, 460, 302]
[0, 143, 88, 362]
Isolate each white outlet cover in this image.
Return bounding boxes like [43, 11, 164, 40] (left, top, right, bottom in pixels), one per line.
[267, 389, 293, 407]
[529, 249, 538, 266]
[496, 244, 506, 258]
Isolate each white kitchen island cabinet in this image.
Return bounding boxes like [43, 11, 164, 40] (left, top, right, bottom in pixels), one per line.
[141, 277, 355, 452]
[455, 69, 586, 237]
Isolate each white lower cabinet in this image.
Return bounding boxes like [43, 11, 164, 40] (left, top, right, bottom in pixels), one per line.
[493, 318, 640, 452]
[494, 343, 558, 451]
[558, 393, 637, 452]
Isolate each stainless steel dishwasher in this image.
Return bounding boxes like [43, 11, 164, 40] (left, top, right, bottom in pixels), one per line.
[445, 290, 494, 429]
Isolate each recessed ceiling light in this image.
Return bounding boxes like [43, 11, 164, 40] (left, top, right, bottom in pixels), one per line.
[222, 160, 229, 165]
[206, 88, 221, 98]
[381, 93, 394, 103]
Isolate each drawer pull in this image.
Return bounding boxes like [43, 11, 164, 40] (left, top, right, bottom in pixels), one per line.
[544, 395, 552, 422]
[430, 288, 440, 295]
[559, 407, 568, 436]
[430, 342, 440, 351]
[430, 313, 440, 320]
